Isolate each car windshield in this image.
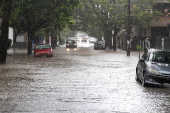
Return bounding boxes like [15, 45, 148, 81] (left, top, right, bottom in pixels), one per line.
[81, 40, 87, 42]
[151, 51, 170, 64]
[36, 45, 51, 49]
[66, 40, 76, 44]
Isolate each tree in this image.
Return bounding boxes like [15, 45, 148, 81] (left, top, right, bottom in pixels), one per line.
[0, 0, 13, 64]
[0, 0, 79, 64]
[74, 0, 159, 51]
[74, 0, 127, 49]
[14, 0, 78, 54]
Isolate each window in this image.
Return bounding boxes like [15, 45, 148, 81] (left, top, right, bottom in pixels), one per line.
[81, 40, 87, 43]
[151, 51, 170, 64]
[36, 45, 50, 49]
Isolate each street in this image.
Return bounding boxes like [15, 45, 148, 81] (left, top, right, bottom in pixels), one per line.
[0, 48, 170, 113]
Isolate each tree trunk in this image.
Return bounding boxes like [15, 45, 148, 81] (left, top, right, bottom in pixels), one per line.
[113, 26, 118, 51]
[104, 27, 112, 49]
[27, 32, 33, 55]
[113, 34, 117, 51]
[0, 1, 12, 64]
[57, 31, 61, 45]
[13, 28, 18, 48]
[0, 21, 9, 64]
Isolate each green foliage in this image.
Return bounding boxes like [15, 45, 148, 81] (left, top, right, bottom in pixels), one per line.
[0, 0, 79, 36]
[74, 0, 127, 38]
[75, 0, 161, 39]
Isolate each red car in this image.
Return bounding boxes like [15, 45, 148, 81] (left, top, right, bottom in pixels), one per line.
[34, 44, 53, 57]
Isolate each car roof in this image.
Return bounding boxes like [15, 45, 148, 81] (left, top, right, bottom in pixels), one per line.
[37, 44, 50, 46]
[36, 44, 51, 48]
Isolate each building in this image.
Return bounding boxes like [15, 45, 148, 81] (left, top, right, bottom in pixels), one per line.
[151, 1, 170, 50]
[15, 33, 28, 48]
[117, 1, 170, 51]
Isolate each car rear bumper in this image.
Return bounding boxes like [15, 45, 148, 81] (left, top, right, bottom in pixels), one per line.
[66, 46, 77, 48]
[34, 52, 52, 57]
[94, 45, 105, 49]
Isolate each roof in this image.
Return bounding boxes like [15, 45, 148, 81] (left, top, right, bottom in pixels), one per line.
[151, 16, 170, 27]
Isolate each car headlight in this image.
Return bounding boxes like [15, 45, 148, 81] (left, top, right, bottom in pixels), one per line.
[148, 68, 160, 75]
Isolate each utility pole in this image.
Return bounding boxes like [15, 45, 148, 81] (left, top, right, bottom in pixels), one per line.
[127, 0, 131, 56]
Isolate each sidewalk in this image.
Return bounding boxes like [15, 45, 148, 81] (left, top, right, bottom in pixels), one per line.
[115, 49, 143, 58]
[131, 51, 142, 57]
[7, 48, 27, 55]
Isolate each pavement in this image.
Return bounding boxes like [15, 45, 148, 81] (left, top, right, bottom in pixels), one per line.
[7, 48, 27, 56]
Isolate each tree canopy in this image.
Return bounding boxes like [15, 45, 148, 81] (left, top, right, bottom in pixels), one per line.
[74, 0, 161, 49]
[0, 0, 79, 63]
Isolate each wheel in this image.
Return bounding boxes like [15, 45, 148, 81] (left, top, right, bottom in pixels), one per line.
[135, 68, 140, 82]
[141, 72, 147, 87]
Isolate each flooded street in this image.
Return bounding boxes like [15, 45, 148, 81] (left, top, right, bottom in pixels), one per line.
[1, 48, 170, 113]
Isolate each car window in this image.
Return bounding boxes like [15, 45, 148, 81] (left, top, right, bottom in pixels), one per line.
[152, 51, 170, 64]
[166, 52, 170, 63]
[36, 45, 51, 49]
[81, 40, 87, 42]
[66, 40, 71, 43]
[142, 53, 147, 60]
[66, 40, 76, 44]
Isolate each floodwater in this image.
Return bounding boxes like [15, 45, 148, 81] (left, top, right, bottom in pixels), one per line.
[0, 48, 170, 113]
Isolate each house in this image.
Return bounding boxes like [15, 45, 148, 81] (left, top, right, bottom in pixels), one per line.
[151, 1, 170, 50]
[117, 0, 170, 51]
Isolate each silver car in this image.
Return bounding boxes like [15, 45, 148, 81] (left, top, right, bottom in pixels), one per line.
[136, 49, 170, 87]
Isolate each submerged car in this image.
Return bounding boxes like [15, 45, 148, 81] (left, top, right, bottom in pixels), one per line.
[94, 40, 105, 50]
[66, 40, 77, 48]
[34, 44, 53, 57]
[136, 49, 170, 87]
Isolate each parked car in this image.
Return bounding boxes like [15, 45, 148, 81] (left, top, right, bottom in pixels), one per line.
[136, 49, 170, 87]
[94, 40, 105, 50]
[66, 40, 77, 48]
[34, 44, 53, 57]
